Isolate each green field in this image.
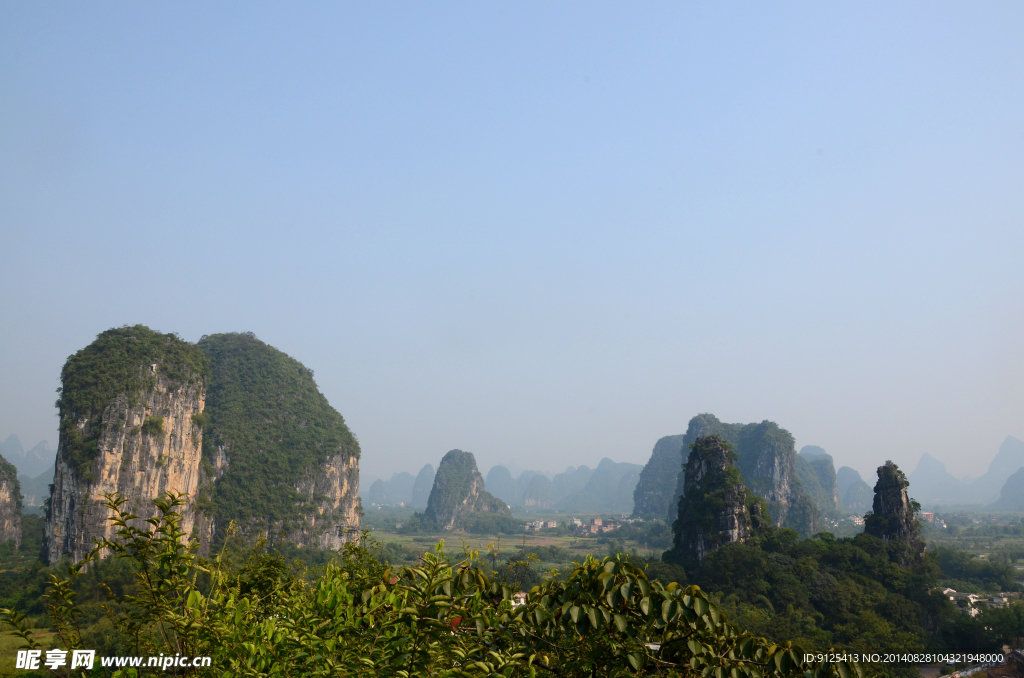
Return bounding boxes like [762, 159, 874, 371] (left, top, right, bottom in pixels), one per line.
[0, 630, 55, 678]
[361, 506, 673, 580]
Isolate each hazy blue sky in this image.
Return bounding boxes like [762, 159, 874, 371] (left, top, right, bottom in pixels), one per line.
[2, 3, 1022, 485]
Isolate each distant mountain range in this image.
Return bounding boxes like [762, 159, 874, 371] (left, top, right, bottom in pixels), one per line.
[907, 436, 1024, 509]
[1, 435, 56, 511]
[484, 458, 642, 513]
[365, 464, 435, 508]
[362, 457, 643, 514]
[835, 466, 873, 513]
[19, 465, 53, 509]
[0, 435, 56, 478]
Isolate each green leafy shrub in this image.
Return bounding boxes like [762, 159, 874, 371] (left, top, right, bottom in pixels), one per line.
[141, 416, 164, 436]
[3, 492, 857, 678]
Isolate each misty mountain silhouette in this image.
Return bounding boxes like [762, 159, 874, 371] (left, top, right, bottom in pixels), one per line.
[908, 453, 964, 504]
[905, 436, 1024, 507]
[0, 435, 55, 478]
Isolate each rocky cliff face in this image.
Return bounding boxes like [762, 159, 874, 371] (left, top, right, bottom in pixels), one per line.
[667, 415, 744, 522]
[291, 454, 360, 549]
[0, 455, 22, 546]
[45, 326, 363, 563]
[735, 421, 820, 536]
[664, 415, 819, 536]
[864, 461, 924, 565]
[425, 450, 510, 530]
[669, 435, 752, 563]
[632, 434, 685, 519]
[46, 326, 208, 564]
[48, 379, 206, 563]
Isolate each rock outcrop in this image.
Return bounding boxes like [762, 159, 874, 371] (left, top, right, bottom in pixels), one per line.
[864, 461, 924, 565]
[425, 450, 510, 530]
[0, 455, 22, 546]
[666, 415, 819, 537]
[195, 332, 361, 551]
[46, 326, 208, 563]
[668, 415, 745, 522]
[632, 435, 686, 519]
[734, 421, 813, 532]
[290, 453, 360, 550]
[44, 326, 363, 563]
[669, 435, 753, 562]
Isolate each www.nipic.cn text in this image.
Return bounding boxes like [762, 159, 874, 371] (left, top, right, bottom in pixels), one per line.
[15, 649, 213, 671]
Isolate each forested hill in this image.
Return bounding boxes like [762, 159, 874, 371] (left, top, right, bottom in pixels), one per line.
[197, 332, 361, 548]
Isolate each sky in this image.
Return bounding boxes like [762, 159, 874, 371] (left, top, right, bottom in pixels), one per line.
[1, 3, 1022, 486]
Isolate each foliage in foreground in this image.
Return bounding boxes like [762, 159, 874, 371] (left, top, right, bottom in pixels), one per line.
[3, 493, 867, 678]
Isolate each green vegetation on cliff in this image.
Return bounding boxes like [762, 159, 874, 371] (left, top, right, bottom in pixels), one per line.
[56, 325, 208, 481]
[197, 332, 360, 532]
[671, 437, 748, 560]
